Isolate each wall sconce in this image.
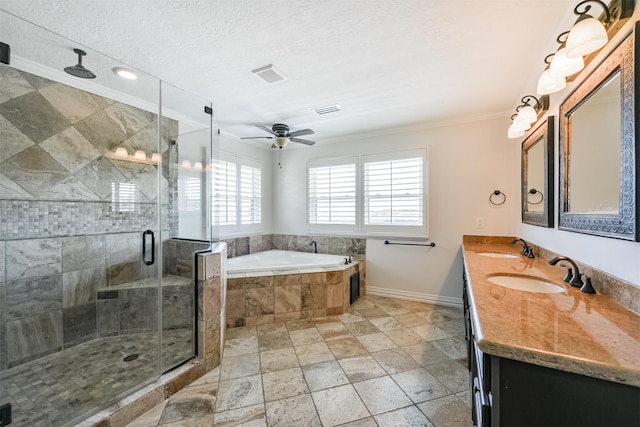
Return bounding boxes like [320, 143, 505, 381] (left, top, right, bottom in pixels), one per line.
[566, 0, 612, 58]
[507, 95, 549, 139]
[534, 0, 634, 96]
[550, 31, 585, 77]
[537, 54, 568, 95]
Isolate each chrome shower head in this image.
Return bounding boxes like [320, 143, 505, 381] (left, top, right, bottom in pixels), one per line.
[64, 48, 96, 79]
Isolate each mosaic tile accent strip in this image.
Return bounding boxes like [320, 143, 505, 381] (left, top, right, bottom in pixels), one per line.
[0, 200, 172, 240]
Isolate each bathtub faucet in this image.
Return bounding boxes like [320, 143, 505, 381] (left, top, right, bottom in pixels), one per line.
[311, 240, 318, 253]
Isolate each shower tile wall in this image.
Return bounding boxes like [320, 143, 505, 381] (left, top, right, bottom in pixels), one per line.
[0, 64, 178, 371]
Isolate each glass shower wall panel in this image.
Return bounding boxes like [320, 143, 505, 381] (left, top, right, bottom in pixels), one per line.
[0, 9, 163, 426]
[159, 81, 214, 371]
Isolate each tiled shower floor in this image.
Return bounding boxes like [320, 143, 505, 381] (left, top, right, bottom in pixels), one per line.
[0, 329, 193, 427]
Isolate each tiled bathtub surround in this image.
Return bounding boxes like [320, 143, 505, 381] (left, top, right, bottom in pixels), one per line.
[221, 233, 366, 259]
[227, 262, 365, 328]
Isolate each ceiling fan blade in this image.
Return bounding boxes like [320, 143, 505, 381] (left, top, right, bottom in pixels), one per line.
[288, 129, 314, 138]
[290, 137, 316, 146]
[241, 136, 274, 140]
[255, 125, 277, 135]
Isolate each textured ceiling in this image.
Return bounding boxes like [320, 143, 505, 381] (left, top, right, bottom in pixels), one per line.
[0, 0, 577, 145]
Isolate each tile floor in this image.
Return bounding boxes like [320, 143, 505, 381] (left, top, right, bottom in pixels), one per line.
[1, 329, 193, 427]
[126, 295, 472, 427]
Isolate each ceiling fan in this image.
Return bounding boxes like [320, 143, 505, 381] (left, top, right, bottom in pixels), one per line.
[241, 123, 316, 149]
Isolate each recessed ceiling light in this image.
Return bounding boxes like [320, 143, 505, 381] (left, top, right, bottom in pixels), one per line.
[113, 67, 138, 80]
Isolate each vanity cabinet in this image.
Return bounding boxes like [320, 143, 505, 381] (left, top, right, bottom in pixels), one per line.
[463, 273, 640, 427]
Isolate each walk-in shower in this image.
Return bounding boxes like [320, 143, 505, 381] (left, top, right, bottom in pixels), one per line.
[0, 10, 216, 426]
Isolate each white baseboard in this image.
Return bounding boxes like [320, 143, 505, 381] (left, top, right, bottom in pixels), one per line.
[366, 286, 463, 308]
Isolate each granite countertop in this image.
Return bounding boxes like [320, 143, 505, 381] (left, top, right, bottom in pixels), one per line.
[462, 236, 640, 388]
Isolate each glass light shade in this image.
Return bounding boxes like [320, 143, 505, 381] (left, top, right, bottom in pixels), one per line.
[516, 105, 537, 124]
[537, 69, 566, 95]
[565, 16, 608, 58]
[151, 153, 162, 163]
[274, 136, 288, 148]
[134, 150, 146, 160]
[181, 160, 192, 168]
[508, 123, 525, 139]
[550, 47, 585, 77]
[193, 161, 203, 171]
[512, 116, 531, 131]
[114, 147, 128, 158]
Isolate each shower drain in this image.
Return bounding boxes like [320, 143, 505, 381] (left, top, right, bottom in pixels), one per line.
[123, 354, 139, 362]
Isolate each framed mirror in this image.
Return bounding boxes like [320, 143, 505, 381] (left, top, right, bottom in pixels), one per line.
[559, 25, 638, 241]
[522, 116, 554, 227]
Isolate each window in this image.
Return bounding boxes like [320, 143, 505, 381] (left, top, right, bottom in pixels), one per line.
[178, 176, 202, 213]
[240, 163, 262, 225]
[111, 182, 136, 212]
[307, 149, 427, 236]
[363, 152, 425, 235]
[308, 158, 357, 229]
[212, 153, 262, 235]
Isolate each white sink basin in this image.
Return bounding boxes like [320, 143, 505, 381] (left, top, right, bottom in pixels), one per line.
[487, 274, 564, 294]
[477, 252, 518, 259]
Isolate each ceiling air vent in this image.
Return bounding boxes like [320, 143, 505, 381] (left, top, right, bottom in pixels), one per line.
[312, 104, 342, 115]
[251, 64, 286, 84]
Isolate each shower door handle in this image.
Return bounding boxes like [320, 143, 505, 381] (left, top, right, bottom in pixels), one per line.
[142, 230, 155, 265]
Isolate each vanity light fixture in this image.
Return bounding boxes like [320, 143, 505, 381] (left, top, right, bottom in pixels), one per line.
[550, 32, 585, 77]
[113, 67, 138, 80]
[134, 150, 147, 160]
[151, 153, 162, 163]
[114, 147, 129, 158]
[565, 0, 611, 58]
[193, 162, 203, 171]
[181, 160, 192, 169]
[508, 115, 526, 139]
[507, 95, 549, 139]
[537, 54, 567, 95]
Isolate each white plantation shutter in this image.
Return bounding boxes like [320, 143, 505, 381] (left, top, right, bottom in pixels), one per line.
[240, 160, 262, 226]
[308, 158, 357, 230]
[179, 176, 202, 212]
[306, 149, 427, 237]
[212, 153, 263, 234]
[364, 157, 423, 225]
[212, 158, 237, 226]
[363, 149, 427, 235]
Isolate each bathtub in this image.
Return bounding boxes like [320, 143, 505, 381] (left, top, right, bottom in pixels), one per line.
[225, 249, 363, 327]
[227, 249, 347, 274]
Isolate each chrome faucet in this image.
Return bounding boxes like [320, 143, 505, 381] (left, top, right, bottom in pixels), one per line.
[512, 238, 535, 258]
[311, 240, 318, 254]
[549, 256, 583, 288]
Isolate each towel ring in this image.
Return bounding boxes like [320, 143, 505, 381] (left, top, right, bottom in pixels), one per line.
[527, 188, 544, 205]
[489, 190, 506, 205]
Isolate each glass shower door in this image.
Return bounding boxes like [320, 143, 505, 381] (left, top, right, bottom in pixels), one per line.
[0, 10, 164, 426]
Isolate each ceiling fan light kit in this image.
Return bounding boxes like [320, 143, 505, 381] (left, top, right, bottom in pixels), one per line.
[241, 123, 316, 149]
